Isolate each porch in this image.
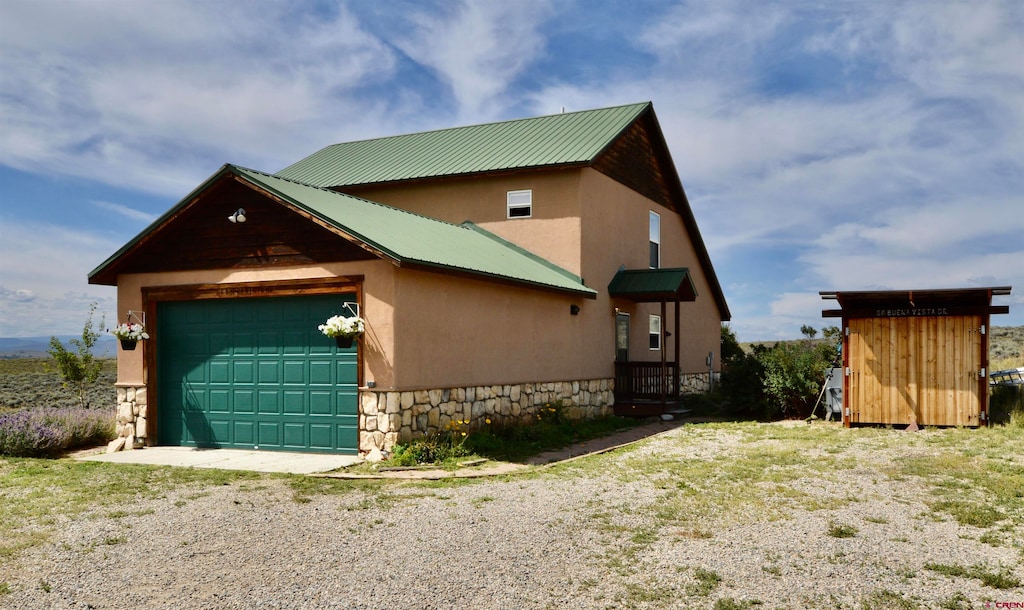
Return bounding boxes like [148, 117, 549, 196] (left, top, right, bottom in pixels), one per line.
[608, 267, 696, 418]
[613, 361, 682, 417]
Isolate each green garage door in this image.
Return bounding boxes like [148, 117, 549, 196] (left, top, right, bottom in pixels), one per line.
[157, 295, 358, 453]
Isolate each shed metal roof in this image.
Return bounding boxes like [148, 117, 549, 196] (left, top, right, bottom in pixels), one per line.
[89, 165, 595, 298]
[276, 102, 651, 187]
[819, 287, 1011, 318]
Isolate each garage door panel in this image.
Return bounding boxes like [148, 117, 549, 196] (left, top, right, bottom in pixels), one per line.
[309, 391, 333, 415]
[257, 331, 282, 355]
[209, 360, 230, 383]
[208, 419, 231, 442]
[233, 421, 255, 445]
[209, 332, 231, 355]
[158, 295, 359, 453]
[232, 306, 257, 324]
[336, 388, 358, 414]
[183, 332, 209, 355]
[283, 391, 306, 414]
[283, 423, 306, 448]
[258, 391, 280, 414]
[230, 388, 250, 408]
[283, 331, 306, 353]
[283, 361, 306, 384]
[309, 360, 333, 385]
[257, 422, 280, 446]
[258, 361, 280, 383]
[336, 358, 358, 384]
[233, 333, 256, 354]
[209, 390, 230, 413]
[184, 366, 207, 384]
[233, 360, 255, 383]
[309, 424, 333, 450]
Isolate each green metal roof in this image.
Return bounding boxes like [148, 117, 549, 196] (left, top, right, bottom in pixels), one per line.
[89, 165, 595, 297]
[607, 268, 697, 302]
[276, 102, 651, 187]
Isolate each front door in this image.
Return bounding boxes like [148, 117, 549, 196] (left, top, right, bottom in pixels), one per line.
[615, 312, 630, 362]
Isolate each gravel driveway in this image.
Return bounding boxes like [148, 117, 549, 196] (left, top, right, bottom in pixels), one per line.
[3, 421, 1022, 609]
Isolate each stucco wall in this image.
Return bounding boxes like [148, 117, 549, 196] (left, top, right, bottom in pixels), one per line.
[346, 170, 584, 275]
[579, 169, 723, 374]
[113, 260, 398, 387]
[384, 266, 594, 390]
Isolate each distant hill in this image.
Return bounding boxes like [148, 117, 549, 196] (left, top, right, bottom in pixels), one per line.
[0, 336, 118, 359]
[740, 325, 1023, 364]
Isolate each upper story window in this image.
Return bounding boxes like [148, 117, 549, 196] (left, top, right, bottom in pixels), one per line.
[649, 210, 661, 269]
[507, 190, 532, 218]
[649, 314, 661, 350]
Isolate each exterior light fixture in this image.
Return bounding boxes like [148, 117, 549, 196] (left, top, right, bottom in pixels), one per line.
[570, 304, 580, 315]
[228, 208, 247, 223]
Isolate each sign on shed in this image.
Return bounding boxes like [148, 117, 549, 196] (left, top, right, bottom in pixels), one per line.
[821, 287, 1011, 428]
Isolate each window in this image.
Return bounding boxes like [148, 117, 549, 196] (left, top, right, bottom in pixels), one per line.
[649, 211, 660, 269]
[649, 314, 661, 350]
[507, 190, 532, 218]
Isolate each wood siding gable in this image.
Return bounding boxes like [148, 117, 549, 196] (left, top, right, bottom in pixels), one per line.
[91, 176, 375, 284]
[592, 113, 683, 213]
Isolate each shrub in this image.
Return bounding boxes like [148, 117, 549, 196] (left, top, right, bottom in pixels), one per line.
[389, 419, 474, 466]
[388, 402, 635, 466]
[990, 385, 1024, 427]
[719, 326, 768, 419]
[0, 407, 116, 457]
[719, 325, 841, 420]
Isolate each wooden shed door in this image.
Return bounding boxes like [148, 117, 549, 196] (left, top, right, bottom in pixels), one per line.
[847, 316, 982, 426]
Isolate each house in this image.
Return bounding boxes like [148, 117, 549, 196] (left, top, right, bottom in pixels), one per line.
[89, 102, 730, 455]
[821, 287, 1011, 427]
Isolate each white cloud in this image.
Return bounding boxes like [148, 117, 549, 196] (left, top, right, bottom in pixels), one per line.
[0, 220, 119, 336]
[388, 0, 555, 121]
[91, 200, 157, 223]
[0, 1, 398, 195]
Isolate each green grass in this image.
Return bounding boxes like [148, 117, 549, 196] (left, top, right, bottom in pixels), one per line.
[924, 562, 1022, 589]
[686, 567, 722, 597]
[826, 521, 858, 538]
[861, 589, 920, 609]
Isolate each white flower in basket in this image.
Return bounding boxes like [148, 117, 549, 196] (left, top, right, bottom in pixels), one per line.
[318, 315, 365, 339]
[111, 323, 150, 341]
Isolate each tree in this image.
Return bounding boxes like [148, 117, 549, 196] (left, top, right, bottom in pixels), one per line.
[47, 303, 104, 408]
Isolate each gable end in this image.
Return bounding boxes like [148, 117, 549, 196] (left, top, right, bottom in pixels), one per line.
[591, 111, 682, 212]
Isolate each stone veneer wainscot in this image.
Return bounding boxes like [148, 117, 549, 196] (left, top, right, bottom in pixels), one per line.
[114, 384, 147, 450]
[358, 378, 615, 453]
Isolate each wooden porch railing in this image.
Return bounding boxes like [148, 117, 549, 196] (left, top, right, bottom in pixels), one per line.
[614, 361, 679, 403]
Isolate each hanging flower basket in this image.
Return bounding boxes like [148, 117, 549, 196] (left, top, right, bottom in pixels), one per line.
[318, 314, 365, 349]
[111, 323, 149, 351]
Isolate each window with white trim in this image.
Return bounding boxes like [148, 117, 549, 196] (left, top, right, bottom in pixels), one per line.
[507, 189, 532, 218]
[649, 210, 660, 269]
[649, 314, 661, 350]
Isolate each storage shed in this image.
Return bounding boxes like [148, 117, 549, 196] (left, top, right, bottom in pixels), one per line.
[821, 287, 1011, 427]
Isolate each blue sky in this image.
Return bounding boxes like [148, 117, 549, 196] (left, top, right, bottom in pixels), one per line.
[1, 0, 1021, 341]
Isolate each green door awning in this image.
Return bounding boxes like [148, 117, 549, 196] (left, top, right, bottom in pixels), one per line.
[608, 268, 697, 302]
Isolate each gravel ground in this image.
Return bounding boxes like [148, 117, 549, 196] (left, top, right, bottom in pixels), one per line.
[2, 422, 1022, 609]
